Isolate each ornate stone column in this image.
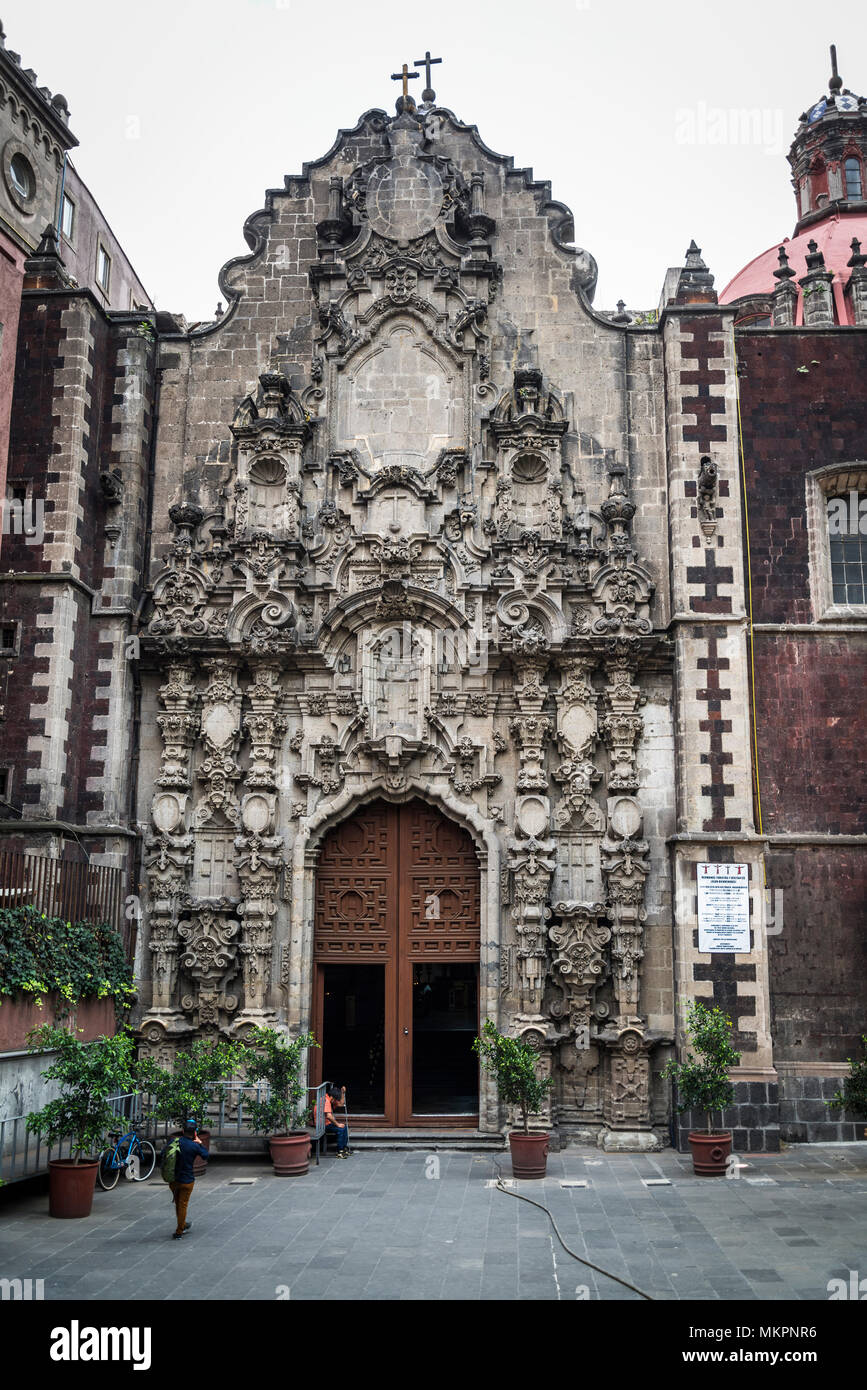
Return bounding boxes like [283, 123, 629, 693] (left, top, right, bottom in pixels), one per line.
[599, 638, 649, 1025]
[141, 662, 198, 1040]
[234, 662, 286, 1028]
[506, 656, 555, 1013]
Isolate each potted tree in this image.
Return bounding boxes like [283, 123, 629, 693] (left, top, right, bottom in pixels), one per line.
[26, 1024, 137, 1218]
[241, 1026, 318, 1176]
[663, 1000, 741, 1176]
[473, 1019, 554, 1178]
[137, 1037, 242, 1172]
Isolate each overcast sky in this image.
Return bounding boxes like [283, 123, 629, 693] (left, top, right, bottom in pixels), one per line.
[6, 0, 864, 319]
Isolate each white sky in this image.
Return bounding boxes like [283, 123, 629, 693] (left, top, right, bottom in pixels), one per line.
[6, 0, 864, 319]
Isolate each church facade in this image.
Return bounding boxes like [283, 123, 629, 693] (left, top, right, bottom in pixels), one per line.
[4, 54, 866, 1151]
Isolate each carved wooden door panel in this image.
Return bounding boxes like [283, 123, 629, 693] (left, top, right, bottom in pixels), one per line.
[313, 799, 480, 1126]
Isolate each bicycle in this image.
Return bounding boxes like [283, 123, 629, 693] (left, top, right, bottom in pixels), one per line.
[97, 1123, 157, 1189]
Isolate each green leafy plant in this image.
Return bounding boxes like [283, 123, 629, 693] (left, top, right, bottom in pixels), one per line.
[828, 1035, 867, 1118]
[662, 1000, 741, 1135]
[472, 1019, 554, 1134]
[0, 907, 133, 1021]
[137, 1037, 244, 1128]
[25, 1025, 137, 1162]
[242, 1027, 318, 1137]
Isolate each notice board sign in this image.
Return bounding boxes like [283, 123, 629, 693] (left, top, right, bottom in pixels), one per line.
[697, 863, 750, 953]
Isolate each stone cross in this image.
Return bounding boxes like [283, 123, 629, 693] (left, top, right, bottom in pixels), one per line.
[414, 51, 442, 102]
[391, 64, 419, 100]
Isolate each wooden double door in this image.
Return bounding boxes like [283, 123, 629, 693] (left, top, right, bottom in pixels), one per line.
[311, 799, 481, 1126]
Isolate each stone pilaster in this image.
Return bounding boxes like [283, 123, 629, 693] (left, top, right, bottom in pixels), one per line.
[662, 258, 775, 1084]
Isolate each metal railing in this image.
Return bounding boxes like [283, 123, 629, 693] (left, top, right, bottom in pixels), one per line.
[0, 848, 133, 959]
[0, 1081, 329, 1184]
[0, 1090, 143, 1186]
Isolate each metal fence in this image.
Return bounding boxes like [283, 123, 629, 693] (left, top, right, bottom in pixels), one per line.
[0, 1081, 330, 1184]
[0, 1090, 143, 1186]
[0, 847, 132, 959]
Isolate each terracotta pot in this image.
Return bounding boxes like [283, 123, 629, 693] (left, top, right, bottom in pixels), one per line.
[268, 1132, 311, 1177]
[193, 1129, 210, 1176]
[688, 1130, 732, 1176]
[48, 1158, 100, 1218]
[508, 1130, 550, 1179]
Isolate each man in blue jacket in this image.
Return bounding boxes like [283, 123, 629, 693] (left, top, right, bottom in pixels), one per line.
[167, 1121, 210, 1240]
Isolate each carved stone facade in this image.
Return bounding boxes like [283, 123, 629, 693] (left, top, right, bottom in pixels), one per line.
[130, 95, 683, 1150]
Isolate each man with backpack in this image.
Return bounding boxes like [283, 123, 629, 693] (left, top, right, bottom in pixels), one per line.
[161, 1121, 210, 1239]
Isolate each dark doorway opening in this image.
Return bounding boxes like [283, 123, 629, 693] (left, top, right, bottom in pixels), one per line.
[321, 963, 386, 1114]
[412, 962, 478, 1114]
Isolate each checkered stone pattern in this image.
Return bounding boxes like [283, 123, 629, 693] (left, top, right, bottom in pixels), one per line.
[663, 302, 773, 1070]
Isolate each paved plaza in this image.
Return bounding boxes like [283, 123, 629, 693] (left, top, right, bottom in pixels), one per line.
[2, 1143, 866, 1302]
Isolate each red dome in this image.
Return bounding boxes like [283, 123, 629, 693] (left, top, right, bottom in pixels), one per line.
[721, 212, 867, 324]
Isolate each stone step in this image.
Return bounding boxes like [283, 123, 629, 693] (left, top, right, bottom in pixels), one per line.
[344, 1130, 506, 1152]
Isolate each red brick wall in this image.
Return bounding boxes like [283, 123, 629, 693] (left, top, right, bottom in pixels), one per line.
[753, 633, 867, 836]
[737, 326, 867, 1063]
[736, 328, 867, 626]
[766, 845, 867, 1061]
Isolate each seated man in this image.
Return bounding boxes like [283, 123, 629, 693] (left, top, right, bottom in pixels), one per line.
[323, 1083, 350, 1158]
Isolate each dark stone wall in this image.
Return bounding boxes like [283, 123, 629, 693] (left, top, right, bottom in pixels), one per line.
[736, 325, 867, 1084]
[753, 634, 867, 836]
[735, 327, 867, 625]
[766, 845, 867, 1062]
[778, 1072, 867, 1144]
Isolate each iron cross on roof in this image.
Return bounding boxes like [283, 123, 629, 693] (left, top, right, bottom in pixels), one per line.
[414, 51, 442, 104]
[391, 63, 419, 100]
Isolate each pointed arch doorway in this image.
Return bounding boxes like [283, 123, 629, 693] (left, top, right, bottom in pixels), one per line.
[311, 798, 481, 1126]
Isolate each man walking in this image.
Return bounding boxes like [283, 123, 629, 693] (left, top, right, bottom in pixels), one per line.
[166, 1121, 210, 1239]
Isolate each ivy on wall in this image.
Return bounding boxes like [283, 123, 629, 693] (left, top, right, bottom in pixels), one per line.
[0, 906, 134, 1020]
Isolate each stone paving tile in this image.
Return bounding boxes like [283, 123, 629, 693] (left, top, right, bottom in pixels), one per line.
[2, 1142, 867, 1301]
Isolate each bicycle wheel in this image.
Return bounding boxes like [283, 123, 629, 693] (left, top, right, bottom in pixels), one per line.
[133, 1138, 156, 1181]
[97, 1147, 121, 1190]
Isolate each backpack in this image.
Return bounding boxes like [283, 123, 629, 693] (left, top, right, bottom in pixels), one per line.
[160, 1137, 180, 1183]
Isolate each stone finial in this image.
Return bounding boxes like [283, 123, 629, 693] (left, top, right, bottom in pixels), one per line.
[847, 237, 867, 269]
[674, 240, 717, 304]
[845, 236, 867, 324]
[611, 299, 631, 324]
[805, 239, 826, 271]
[23, 222, 70, 289]
[829, 43, 843, 93]
[773, 245, 797, 281]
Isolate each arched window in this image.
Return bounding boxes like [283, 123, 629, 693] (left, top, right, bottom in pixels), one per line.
[844, 156, 863, 199]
